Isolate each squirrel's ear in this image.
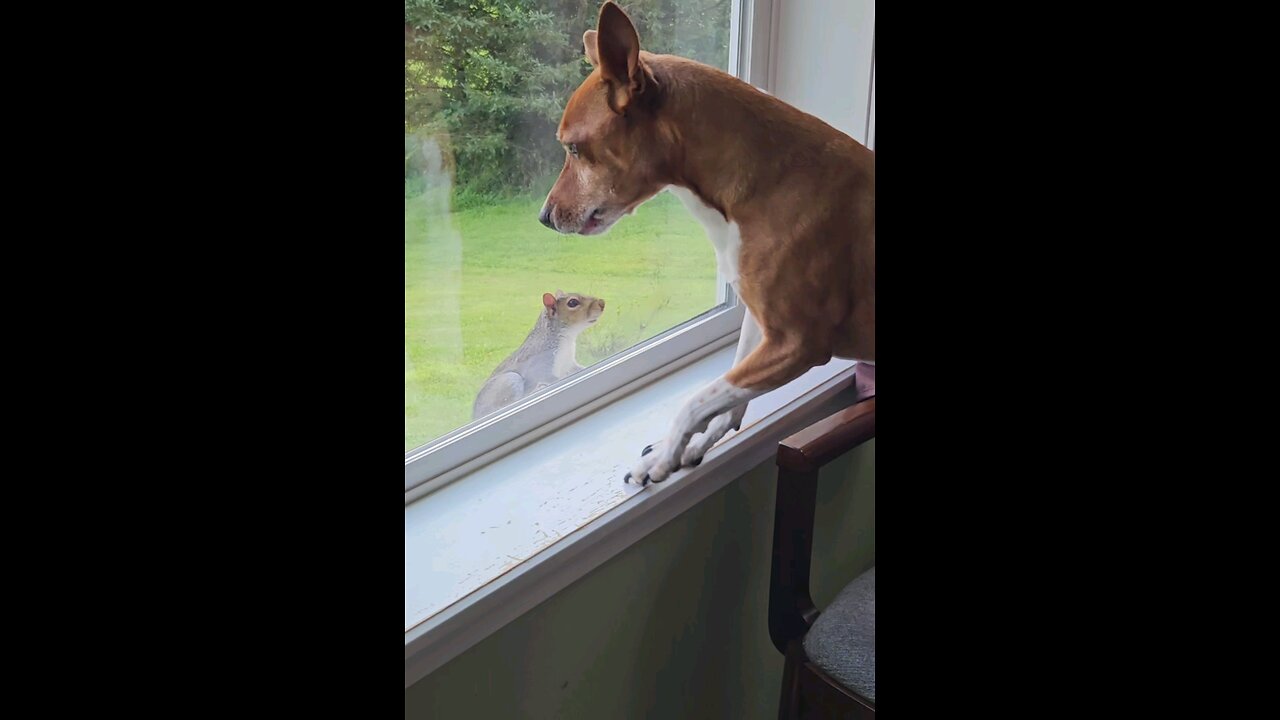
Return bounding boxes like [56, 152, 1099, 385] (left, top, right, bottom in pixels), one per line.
[543, 292, 557, 314]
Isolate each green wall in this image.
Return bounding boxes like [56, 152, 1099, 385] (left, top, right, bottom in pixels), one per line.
[405, 440, 875, 719]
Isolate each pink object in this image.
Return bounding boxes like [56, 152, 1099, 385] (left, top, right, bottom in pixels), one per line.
[855, 363, 875, 399]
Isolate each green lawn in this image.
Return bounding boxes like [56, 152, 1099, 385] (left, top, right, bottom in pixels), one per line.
[405, 189, 717, 451]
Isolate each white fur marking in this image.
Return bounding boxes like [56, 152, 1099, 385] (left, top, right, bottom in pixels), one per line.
[734, 310, 763, 365]
[674, 377, 755, 438]
[551, 322, 591, 377]
[666, 185, 741, 290]
[629, 374, 763, 485]
[552, 340, 579, 378]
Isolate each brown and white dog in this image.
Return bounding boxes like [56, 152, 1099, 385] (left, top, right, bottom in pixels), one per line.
[540, 1, 874, 485]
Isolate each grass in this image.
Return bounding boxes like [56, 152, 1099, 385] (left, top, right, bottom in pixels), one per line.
[405, 188, 716, 451]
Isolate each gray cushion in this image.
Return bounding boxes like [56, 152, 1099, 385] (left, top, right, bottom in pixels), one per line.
[803, 567, 875, 701]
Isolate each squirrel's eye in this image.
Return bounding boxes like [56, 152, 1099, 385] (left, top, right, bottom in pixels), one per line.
[567, 298, 580, 308]
[568, 143, 579, 158]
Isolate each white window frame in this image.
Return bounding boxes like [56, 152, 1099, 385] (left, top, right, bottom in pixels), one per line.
[405, 0, 777, 504]
[866, 39, 875, 149]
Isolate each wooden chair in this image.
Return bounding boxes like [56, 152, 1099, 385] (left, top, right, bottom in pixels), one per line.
[769, 365, 876, 720]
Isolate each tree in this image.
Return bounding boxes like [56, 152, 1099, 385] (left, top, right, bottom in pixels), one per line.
[405, 0, 730, 199]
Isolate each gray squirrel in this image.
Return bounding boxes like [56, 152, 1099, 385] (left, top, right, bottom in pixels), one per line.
[472, 290, 606, 419]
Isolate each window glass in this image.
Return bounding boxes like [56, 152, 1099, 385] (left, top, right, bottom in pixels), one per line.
[405, 1, 734, 451]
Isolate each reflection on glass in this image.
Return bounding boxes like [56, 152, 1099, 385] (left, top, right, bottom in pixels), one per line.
[406, 1, 731, 451]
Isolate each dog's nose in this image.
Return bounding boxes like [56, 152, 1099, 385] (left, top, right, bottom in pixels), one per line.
[538, 204, 555, 229]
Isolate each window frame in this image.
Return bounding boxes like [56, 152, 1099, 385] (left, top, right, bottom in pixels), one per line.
[405, 0, 776, 503]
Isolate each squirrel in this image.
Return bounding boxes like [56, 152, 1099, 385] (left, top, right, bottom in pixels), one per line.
[472, 290, 606, 420]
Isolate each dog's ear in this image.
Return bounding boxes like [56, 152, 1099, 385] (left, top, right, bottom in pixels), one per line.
[543, 292, 557, 315]
[596, 1, 649, 113]
[583, 30, 600, 67]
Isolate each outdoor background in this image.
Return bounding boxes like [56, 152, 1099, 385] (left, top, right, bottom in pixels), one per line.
[406, 0, 732, 451]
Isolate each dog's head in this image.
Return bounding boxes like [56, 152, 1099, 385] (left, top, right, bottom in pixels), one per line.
[539, 2, 668, 235]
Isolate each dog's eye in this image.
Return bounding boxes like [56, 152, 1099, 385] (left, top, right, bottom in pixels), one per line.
[567, 298, 580, 308]
[567, 143, 579, 158]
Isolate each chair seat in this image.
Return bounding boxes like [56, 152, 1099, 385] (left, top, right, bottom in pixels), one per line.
[803, 567, 875, 701]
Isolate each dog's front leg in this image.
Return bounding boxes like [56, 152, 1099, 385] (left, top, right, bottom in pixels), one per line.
[678, 309, 763, 466]
[625, 332, 824, 486]
[625, 376, 763, 486]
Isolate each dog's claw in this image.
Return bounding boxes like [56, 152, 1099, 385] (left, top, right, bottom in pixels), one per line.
[623, 471, 632, 484]
[641, 444, 653, 456]
[688, 455, 703, 467]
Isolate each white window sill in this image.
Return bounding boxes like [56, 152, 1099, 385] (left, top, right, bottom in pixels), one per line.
[404, 346, 861, 688]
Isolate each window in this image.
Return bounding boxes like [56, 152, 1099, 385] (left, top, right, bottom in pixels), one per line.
[405, 0, 752, 496]
[406, 0, 879, 686]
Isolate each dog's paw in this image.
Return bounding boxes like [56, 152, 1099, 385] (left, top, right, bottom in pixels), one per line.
[679, 436, 710, 468]
[679, 412, 740, 467]
[624, 441, 680, 486]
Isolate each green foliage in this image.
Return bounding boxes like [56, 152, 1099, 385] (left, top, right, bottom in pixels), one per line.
[405, 0, 731, 197]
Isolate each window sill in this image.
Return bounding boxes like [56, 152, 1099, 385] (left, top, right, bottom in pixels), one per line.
[404, 346, 862, 688]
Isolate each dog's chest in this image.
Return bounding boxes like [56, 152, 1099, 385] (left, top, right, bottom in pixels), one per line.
[666, 185, 741, 291]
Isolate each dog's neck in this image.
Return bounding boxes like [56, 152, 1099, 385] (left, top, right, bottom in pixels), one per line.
[644, 54, 869, 231]
[645, 55, 801, 223]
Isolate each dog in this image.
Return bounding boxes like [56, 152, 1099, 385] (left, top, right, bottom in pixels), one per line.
[539, 1, 874, 485]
